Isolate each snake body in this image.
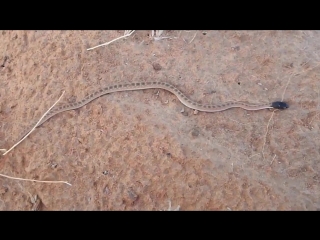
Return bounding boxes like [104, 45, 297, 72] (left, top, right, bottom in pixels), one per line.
[16, 81, 288, 142]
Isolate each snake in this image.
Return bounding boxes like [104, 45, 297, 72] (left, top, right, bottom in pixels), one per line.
[15, 81, 289, 142]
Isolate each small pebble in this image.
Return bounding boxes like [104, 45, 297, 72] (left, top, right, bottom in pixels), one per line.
[152, 63, 162, 71]
[127, 188, 138, 201]
[104, 186, 110, 195]
[191, 128, 200, 137]
[50, 163, 58, 169]
[181, 110, 188, 116]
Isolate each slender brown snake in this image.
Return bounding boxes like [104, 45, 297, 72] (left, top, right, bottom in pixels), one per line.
[16, 81, 289, 142]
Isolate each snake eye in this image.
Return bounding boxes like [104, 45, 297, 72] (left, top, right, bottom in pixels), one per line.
[271, 101, 289, 109]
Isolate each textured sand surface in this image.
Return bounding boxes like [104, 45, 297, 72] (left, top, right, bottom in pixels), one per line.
[0, 30, 319, 210]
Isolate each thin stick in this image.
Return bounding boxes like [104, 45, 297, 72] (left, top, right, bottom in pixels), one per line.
[282, 61, 320, 101]
[0, 173, 72, 186]
[261, 110, 275, 160]
[281, 74, 294, 101]
[189, 31, 197, 44]
[2, 91, 65, 156]
[87, 30, 135, 51]
[124, 30, 132, 35]
[270, 154, 276, 166]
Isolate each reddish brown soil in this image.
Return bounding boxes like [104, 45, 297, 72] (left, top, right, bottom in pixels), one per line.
[0, 30, 319, 210]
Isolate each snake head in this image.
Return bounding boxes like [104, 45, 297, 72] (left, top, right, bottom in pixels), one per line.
[271, 101, 289, 109]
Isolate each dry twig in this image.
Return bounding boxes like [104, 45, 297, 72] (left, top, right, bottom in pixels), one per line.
[0, 173, 71, 186]
[87, 30, 135, 51]
[2, 91, 65, 156]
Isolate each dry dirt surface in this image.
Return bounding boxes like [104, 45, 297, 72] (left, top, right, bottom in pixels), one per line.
[0, 30, 319, 210]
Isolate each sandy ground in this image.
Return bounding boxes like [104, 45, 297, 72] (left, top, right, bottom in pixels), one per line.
[0, 30, 319, 210]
